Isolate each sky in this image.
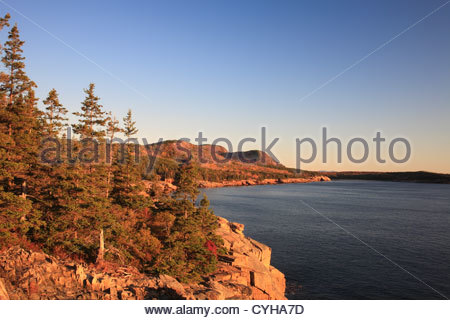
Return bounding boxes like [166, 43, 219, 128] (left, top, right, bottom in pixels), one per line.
[1, 0, 449, 173]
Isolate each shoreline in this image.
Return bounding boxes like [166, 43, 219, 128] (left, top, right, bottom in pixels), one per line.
[145, 175, 332, 194]
[198, 175, 332, 189]
[0, 217, 286, 300]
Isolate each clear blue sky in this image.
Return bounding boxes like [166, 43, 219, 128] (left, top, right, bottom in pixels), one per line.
[1, 0, 449, 172]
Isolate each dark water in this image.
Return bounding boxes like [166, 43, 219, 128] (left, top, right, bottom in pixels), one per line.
[204, 180, 450, 299]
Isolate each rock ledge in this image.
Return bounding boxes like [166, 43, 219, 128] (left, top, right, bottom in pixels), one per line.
[0, 218, 286, 300]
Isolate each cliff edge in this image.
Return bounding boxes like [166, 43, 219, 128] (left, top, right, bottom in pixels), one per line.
[0, 217, 286, 300]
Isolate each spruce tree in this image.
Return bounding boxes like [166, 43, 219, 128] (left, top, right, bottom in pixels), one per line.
[0, 23, 39, 180]
[112, 109, 151, 210]
[0, 14, 224, 278]
[173, 161, 200, 218]
[0, 20, 43, 247]
[155, 166, 222, 282]
[55, 84, 113, 261]
[1, 24, 36, 109]
[42, 89, 68, 136]
[72, 83, 106, 139]
[105, 112, 122, 198]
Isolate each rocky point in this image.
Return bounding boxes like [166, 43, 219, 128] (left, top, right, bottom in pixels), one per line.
[0, 217, 286, 300]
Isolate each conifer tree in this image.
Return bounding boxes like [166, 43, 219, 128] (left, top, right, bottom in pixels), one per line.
[112, 109, 151, 210]
[173, 161, 200, 218]
[155, 166, 222, 282]
[0, 14, 224, 279]
[42, 89, 68, 136]
[72, 83, 106, 139]
[0, 20, 43, 247]
[1, 24, 36, 109]
[0, 13, 9, 31]
[0, 22, 40, 194]
[194, 194, 221, 240]
[105, 112, 122, 198]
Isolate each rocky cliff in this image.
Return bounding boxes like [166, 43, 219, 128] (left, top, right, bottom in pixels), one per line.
[0, 217, 285, 300]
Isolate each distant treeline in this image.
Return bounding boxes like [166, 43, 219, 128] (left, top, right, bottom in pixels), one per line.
[325, 171, 450, 184]
[144, 155, 321, 182]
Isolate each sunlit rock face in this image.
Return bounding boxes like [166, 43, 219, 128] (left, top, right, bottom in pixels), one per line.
[0, 218, 286, 300]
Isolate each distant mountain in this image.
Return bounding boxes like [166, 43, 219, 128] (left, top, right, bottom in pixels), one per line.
[145, 140, 281, 167]
[141, 140, 319, 182]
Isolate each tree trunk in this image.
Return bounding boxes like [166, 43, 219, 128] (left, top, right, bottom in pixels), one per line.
[20, 180, 27, 199]
[97, 228, 104, 264]
[106, 170, 111, 198]
[105, 131, 115, 198]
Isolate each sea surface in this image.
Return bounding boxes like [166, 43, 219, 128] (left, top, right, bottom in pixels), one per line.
[204, 180, 450, 299]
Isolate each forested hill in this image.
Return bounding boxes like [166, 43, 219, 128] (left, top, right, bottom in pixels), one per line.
[142, 140, 320, 183]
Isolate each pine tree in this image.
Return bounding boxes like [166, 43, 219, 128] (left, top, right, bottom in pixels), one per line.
[0, 14, 225, 279]
[43, 164, 118, 262]
[173, 161, 200, 218]
[1, 24, 36, 110]
[42, 89, 68, 136]
[0, 20, 43, 248]
[155, 203, 219, 282]
[155, 169, 221, 282]
[123, 109, 138, 139]
[194, 194, 221, 240]
[0, 13, 9, 30]
[0, 23, 39, 179]
[0, 22, 39, 191]
[72, 83, 106, 139]
[43, 83, 112, 261]
[105, 112, 122, 198]
[112, 109, 151, 210]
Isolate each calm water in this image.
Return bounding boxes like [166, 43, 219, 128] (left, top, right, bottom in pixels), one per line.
[204, 180, 450, 299]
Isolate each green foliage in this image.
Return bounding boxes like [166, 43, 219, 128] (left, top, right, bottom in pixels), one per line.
[153, 172, 221, 282]
[144, 157, 179, 180]
[42, 89, 68, 136]
[112, 110, 152, 210]
[0, 189, 42, 248]
[0, 17, 223, 284]
[72, 83, 106, 139]
[0, 17, 43, 249]
[173, 162, 200, 209]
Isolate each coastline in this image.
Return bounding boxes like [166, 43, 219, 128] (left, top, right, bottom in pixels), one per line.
[0, 217, 286, 300]
[198, 175, 331, 188]
[148, 175, 332, 193]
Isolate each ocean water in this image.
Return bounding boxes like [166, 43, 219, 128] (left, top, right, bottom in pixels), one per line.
[204, 180, 450, 299]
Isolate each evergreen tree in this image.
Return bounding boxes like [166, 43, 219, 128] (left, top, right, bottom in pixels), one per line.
[0, 20, 43, 248]
[112, 109, 151, 210]
[0, 13, 9, 30]
[105, 112, 122, 198]
[123, 109, 138, 139]
[44, 164, 117, 261]
[0, 14, 223, 281]
[194, 194, 221, 241]
[42, 89, 68, 136]
[1, 24, 36, 109]
[155, 168, 222, 282]
[72, 83, 106, 139]
[173, 161, 200, 218]
[41, 83, 110, 261]
[0, 22, 39, 182]
[155, 201, 219, 282]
